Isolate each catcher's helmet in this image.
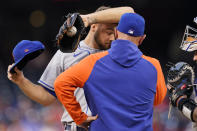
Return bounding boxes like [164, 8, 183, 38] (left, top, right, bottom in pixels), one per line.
[180, 17, 197, 52]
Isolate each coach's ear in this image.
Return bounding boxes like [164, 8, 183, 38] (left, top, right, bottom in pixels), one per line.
[114, 29, 118, 40]
[139, 34, 146, 46]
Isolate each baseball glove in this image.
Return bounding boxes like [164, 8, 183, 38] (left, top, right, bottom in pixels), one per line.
[167, 62, 195, 107]
[56, 13, 85, 52]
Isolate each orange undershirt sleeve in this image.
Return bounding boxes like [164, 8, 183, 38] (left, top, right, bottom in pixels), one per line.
[142, 55, 167, 106]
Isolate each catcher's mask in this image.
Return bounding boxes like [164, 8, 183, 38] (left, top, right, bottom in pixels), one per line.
[180, 19, 197, 52]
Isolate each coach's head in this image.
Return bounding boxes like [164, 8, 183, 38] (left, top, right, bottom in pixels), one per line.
[115, 13, 146, 46]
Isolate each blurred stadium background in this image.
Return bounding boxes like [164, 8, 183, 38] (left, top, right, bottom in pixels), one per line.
[0, 0, 197, 130]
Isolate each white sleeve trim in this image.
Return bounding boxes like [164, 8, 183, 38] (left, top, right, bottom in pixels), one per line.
[38, 80, 54, 91]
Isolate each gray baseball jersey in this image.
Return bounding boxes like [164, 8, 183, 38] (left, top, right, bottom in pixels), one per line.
[38, 41, 100, 122]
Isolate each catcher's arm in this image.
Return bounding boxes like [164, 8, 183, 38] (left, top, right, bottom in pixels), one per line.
[81, 7, 134, 27]
[177, 96, 197, 122]
[167, 62, 197, 122]
[168, 84, 197, 122]
[168, 80, 197, 122]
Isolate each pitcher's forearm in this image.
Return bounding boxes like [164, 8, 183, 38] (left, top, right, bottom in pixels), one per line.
[17, 78, 56, 106]
[86, 7, 134, 25]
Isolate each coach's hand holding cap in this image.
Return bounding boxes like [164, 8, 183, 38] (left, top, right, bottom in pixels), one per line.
[10, 40, 45, 74]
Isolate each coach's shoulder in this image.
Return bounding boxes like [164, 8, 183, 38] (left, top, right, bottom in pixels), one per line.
[142, 55, 159, 62]
[142, 55, 162, 68]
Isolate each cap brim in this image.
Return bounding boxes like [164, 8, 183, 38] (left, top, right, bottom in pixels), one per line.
[9, 57, 24, 74]
[9, 49, 44, 74]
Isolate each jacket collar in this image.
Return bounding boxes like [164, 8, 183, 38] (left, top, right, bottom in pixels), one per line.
[108, 39, 142, 67]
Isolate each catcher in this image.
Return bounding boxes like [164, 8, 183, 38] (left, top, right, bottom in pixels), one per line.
[167, 17, 197, 124]
[7, 6, 134, 131]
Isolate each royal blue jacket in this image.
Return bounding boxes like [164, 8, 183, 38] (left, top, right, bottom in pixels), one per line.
[55, 39, 167, 131]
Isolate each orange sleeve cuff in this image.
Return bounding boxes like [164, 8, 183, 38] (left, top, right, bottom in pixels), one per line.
[75, 113, 88, 125]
